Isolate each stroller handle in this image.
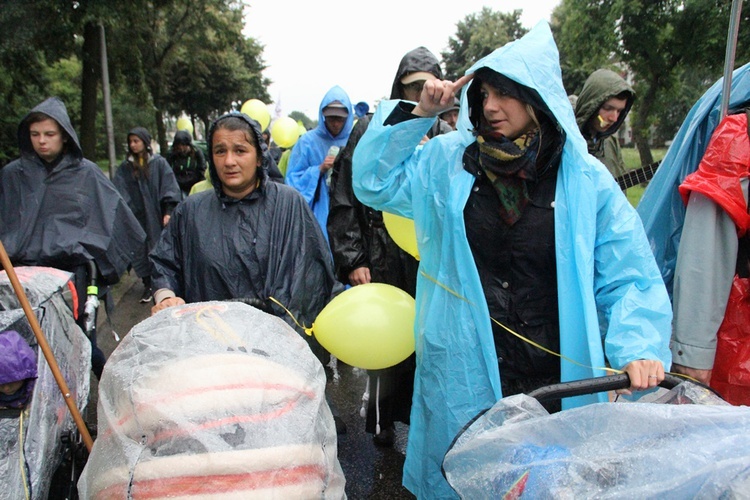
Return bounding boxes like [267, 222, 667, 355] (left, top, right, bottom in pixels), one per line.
[527, 373, 684, 402]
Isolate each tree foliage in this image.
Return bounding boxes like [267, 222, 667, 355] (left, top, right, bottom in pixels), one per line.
[441, 8, 527, 81]
[0, 0, 269, 164]
[289, 111, 315, 131]
[554, 0, 750, 164]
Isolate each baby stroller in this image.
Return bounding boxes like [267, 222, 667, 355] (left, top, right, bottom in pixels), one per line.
[443, 374, 750, 498]
[0, 265, 92, 500]
[78, 300, 346, 499]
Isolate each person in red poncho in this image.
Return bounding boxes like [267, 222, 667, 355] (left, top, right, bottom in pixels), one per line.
[672, 110, 750, 405]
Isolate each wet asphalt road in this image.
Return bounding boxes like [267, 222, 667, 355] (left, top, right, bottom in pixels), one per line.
[88, 272, 416, 499]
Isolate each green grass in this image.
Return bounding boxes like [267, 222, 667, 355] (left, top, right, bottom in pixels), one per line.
[621, 147, 667, 207]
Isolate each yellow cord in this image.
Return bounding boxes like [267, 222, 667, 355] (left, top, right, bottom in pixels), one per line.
[420, 270, 620, 375]
[267, 296, 313, 335]
[268, 276, 689, 382]
[19, 408, 30, 500]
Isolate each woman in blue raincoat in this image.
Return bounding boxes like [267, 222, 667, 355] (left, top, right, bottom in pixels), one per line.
[353, 22, 672, 498]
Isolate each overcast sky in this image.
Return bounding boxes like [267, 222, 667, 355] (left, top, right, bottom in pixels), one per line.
[243, 0, 561, 120]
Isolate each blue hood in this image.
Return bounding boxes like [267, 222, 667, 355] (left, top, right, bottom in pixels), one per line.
[315, 85, 354, 139]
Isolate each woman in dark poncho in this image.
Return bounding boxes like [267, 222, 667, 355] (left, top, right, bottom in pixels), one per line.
[113, 127, 181, 303]
[150, 113, 341, 348]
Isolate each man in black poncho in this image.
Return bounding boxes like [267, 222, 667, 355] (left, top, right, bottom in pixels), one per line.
[0, 97, 148, 378]
[166, 130, 207, 199]
[150, 112, 342, 347]
[327, 46, 453, 447]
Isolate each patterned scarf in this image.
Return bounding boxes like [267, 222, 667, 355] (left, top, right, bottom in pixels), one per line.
[477, 130, 540, 226]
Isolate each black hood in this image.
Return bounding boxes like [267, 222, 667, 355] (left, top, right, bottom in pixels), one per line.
[127, 127, 153, 153]
[206, 112, 272, 194]
[172, 130, 193, 147]
[18, 97, 81, 160]
[390, 46, 444, 100]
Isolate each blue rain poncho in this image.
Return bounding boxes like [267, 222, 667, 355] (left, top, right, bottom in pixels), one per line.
[285, 86, 354, 242]
[637, 61, 750, 296]
[353, 22, 672, 498]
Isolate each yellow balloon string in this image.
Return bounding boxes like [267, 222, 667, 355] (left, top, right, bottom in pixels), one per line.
[267, 296, 313, 336]
[268, 278, 693, 384]
[420, 270, 621, 375]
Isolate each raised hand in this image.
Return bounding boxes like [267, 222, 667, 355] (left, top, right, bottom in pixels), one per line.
[413, 74, 473, 118]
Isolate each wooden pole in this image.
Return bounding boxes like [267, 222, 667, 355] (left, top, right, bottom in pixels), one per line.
[0, 240, 93, 452]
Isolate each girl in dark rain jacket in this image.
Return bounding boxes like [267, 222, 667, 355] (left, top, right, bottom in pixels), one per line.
[114, 127, 181, 302]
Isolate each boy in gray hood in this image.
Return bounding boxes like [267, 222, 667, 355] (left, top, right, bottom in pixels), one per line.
[0, 97, 147, 378]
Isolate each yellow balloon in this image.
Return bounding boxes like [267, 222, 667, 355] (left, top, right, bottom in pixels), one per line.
[382, 212, 420, 260]
[298, 123, 307, 137]
[270, 117, 301, 148]
[175, 116, 194, 135]
[312, 283, 415, 370]
[240, 99, 271, 131]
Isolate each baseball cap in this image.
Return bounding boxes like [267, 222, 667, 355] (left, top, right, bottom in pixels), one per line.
[322, 101, 350, 118]
[401, 71, 437, 85]
[440, 97, 460, 114]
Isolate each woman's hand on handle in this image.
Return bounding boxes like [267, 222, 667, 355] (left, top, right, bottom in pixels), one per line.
[616, 359, 665, 395]
[413, 74, 474, 118]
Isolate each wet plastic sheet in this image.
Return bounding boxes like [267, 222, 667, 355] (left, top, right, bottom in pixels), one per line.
[78, 301, 346, 499]
[0, 266, 91, 500]
[443, 382, 750, 498]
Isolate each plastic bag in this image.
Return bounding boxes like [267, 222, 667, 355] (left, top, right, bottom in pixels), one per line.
[711, 275, 750, 405]
[443, 382, 750, 499]
[78, 301, 345, 499]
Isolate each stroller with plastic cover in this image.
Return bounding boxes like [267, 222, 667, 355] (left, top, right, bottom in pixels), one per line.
[78, 300, 346, 499]
[443, 374, 750, 498]
[0, 266, 92, 500]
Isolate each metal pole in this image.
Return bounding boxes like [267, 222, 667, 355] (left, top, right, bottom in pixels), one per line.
[0, 241, 94, 452]
[719, 0, 743, 120]
[99, 23, 116, 180]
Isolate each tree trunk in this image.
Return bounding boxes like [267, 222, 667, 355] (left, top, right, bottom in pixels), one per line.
[631, 83, 657, 167]
[80, 21, 100, 160]
[154, 108, 168, 155]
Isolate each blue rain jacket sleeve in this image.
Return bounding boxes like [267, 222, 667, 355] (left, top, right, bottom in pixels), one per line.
[353, 22, 671, 499]
[637, 61, 750, 296]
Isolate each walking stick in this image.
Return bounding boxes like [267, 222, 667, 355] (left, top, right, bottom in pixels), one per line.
[0, 240, 93, 452]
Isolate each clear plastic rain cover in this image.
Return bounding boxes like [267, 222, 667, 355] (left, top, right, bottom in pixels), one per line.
[443, 382, 750, 499]
[78, 301, 345, 499]
[0, 266, 91, 500]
